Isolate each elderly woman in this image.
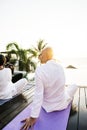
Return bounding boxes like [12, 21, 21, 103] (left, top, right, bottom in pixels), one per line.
[20, 47, 78, 130]
[0, 54, 28, 102]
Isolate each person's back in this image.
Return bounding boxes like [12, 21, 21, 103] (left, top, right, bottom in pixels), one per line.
[35, 59, 68, 112]
[0, 67, 14, 99]
[0, 67, 12, 87]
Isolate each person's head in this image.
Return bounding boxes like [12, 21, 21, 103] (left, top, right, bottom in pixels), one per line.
[0, 54, 6, 66]
[38, 47, 54, 64]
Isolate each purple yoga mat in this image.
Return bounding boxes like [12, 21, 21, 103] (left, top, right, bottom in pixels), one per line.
[3, 103, 71, 130]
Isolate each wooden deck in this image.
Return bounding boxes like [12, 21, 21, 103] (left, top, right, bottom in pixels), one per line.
[67, 86, 87, 130]
[0, 84, 35, 130]
[0, 86, 87, 130]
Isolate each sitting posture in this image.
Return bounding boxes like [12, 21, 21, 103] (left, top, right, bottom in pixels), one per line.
[0, 54, 28, 101]
[20, 47, 78, 130]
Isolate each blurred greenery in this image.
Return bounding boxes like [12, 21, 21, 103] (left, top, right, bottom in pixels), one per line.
[5, 39, 47, 75]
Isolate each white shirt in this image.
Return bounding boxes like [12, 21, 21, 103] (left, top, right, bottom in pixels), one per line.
[31, 60, 72, 118]
[0, 68, 15, 99]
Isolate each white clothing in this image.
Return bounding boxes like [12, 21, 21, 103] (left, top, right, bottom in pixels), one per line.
[0, 68, 28, 99]
[31, 60, 78, 118]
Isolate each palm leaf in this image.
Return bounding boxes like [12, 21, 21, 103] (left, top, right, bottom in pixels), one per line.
[6, 42, 19, 51]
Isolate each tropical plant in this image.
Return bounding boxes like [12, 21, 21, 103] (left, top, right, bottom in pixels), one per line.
[31, 39, 48, 57]
[6, 42, 36, 72]
[6, 40, 47, 72]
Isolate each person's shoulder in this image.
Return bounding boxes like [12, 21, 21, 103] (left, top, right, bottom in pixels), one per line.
[4, 67, 11, 72]
[36, 65, 42, 71]
[36, 64, 45, 70]
[57, 63, 64, 69]
[35, 65, 45, 75]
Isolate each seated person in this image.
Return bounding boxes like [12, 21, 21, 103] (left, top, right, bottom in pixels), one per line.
[20, 47, 79, 130]
[0, 54, 28, 103]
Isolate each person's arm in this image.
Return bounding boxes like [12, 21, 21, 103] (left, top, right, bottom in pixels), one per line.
[31, 68, 44, 117]
[20, 67, 44, 130]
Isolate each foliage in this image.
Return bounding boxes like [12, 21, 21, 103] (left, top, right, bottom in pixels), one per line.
[6, 42, 36, 72]
[5, 39, 48, 73]
[31, 39, 48, 57]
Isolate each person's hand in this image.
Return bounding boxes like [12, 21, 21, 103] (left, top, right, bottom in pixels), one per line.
[20, 117, 37, 130]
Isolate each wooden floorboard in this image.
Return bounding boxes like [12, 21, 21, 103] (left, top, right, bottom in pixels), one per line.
[67, 86, 87, 130]
[67, 88, 79, 130]
[78, 87, 87, 130]
[85, 88, 87, 108]
[0, 86, 35, 129]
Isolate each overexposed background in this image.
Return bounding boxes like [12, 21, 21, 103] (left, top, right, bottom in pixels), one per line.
[0, 0, 87, 86]
[0, 0, 87, 59]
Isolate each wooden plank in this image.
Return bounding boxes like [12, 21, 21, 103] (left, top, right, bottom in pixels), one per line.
[0, 87, 35, 129]
[23, 86, 35, 97]
[67, 87, 80, 130]
[0, 98, 33, 129]
[85, 87, 87, 108]
[0, 87, 34, 113]
[78, 87, 87, 130]
[0, 92, 33, 120]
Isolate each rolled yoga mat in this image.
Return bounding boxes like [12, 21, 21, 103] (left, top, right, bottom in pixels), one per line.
[3, 103, 71, 130]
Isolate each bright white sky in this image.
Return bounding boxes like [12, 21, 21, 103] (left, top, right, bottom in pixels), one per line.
[0, 0, 87, 58]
